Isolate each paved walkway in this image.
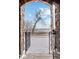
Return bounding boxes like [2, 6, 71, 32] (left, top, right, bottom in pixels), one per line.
[26, 33, 49, 54]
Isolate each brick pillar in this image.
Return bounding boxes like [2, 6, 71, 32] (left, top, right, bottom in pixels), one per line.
[54, 2, 60, 52]
[19, 6, 25, 55]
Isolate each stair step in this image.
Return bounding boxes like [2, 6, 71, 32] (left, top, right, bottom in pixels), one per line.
[25, 53, 53, 59]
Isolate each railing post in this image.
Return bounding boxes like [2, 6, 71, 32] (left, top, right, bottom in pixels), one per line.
[49, 32, 50, 54]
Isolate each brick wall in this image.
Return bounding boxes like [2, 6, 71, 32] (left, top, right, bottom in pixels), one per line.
[19, 6, 27, 55]
[54, 2, 60, 52]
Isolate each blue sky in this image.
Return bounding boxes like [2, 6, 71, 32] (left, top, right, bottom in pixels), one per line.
[24, 2, 51, 29]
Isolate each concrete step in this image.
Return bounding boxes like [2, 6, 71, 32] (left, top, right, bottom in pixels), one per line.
[21, 53, 53, 59]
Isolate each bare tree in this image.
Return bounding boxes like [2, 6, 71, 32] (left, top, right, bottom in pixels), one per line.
[32, 9, 47, 33]
[25, 8, 50, 33]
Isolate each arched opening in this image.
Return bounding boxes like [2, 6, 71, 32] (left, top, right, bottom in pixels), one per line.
[20, 0, 60, 59]
[20, 1, 54, 58]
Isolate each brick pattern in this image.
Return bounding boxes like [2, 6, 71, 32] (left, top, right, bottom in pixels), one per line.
[51, 2, 60, 53]
[54, 2, 60, 52]
[20, 6, 26, 55]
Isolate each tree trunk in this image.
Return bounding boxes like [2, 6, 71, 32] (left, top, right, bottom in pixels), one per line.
[32, 19, 40, 33]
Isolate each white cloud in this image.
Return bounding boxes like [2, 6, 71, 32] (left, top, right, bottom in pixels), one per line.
[29, 14, 32, 17]
[44, 9, 50, 15]
[39, 8, 44, 11]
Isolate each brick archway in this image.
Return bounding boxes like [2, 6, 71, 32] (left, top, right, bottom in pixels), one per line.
[20, 0, 53, 54]
[19, 0, 60, 57]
